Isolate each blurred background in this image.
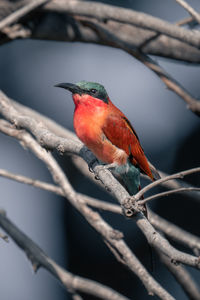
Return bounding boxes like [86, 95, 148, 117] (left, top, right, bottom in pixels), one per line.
[0, 0, 200, 299]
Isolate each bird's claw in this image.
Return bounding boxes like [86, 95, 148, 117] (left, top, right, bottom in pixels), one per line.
[88, 158, 98, 173]
[102, 163, 118, 170]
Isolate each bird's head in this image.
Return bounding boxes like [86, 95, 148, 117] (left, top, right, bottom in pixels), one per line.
[55, 81, 109, 106]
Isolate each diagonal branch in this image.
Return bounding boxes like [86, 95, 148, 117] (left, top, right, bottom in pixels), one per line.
[134, 167, 200, 201]
[1, 166, 200, 255]
[0, 120, 174, 300]
[10, 97, 200, 200]
[44, 0, 200, 49]
[159, 252, 200, 300]
[80, 18, 200, 116]
[138, 187, 200, 205]
[0, 96, 200, 272]
[0, 210, 129, 300]
[175, 0, 200, 24]
[0, 0, 49, 31]
[148, 209, 200, 255]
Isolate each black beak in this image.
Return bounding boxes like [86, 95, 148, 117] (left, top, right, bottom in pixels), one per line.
[54, 82, 81, 94]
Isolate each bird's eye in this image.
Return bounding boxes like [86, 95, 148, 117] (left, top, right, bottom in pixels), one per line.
[90, 89, 97, 94]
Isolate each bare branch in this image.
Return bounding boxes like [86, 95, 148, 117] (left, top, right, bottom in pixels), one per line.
[138, 187, 200, 205]
[175, 0, 200, 24]
[0, 168, 121, 213]
[0, 211, 129, 300]
[2, 1, 200, 62]
[1, 166, 200, 257]
[0, 0, 49, 31]
[148, 209, 200, 255]
[1, 93, 200, 277]
[80, 19, 200, 116]
[134, 167, 200, 201]
[45, 0, 200, 49]
[9, 98, 200, 202]
[0, 121, 174, 300]
[159, 252, 200, 300]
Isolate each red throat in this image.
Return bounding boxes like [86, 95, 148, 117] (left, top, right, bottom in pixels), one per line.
[72, 93, 108, 109]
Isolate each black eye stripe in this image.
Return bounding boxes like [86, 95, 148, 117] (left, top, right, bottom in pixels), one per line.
[81, 88, 108, 103]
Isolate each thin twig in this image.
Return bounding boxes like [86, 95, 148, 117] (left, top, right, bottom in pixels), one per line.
[138, 187, 200, 205]
[0, 168, 121, 213]
[0, 0, 49, 31]
[175, 0, 200, 24]
[134, 167, 200, 201]
[0, 211, 129, 300]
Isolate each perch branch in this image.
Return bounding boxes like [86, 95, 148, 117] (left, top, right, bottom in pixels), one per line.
[1, 167, 200, 256]
[0, 96, 200, 273]
[9, 98, 200, 201]
[0, 120, 174, 300]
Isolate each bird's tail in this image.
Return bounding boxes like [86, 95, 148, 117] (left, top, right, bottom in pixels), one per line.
[148, 160, 161, 181]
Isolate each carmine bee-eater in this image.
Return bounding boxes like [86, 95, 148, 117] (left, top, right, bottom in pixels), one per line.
[55, 81, 160, 195]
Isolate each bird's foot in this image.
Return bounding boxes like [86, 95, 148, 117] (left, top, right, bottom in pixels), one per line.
[88, 158, 98, 173]
[102, 162, 119, 170]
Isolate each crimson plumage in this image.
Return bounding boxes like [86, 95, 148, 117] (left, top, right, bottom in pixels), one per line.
[55, 81, 159, 182]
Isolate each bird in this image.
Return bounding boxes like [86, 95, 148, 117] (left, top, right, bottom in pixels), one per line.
[55, 81, 160, 195]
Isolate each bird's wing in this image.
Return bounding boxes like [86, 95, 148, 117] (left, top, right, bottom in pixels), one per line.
[102, 113, 154, 180]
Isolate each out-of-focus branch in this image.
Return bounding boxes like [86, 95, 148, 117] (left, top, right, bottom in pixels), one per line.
[0, 0, 49, 31]
[0, 211, 129, 300]
[1, 1, 200, 63]
[45, 1, 200, 49]
[175, 0, 200, 24]
[81, 19, 200, 116]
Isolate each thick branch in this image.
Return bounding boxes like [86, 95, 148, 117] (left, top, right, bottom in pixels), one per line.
[0, 211, 129, 300]
[0, 0, 49, 31]
[1, 1, 200, 63]
[45, 0, 200, 49]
